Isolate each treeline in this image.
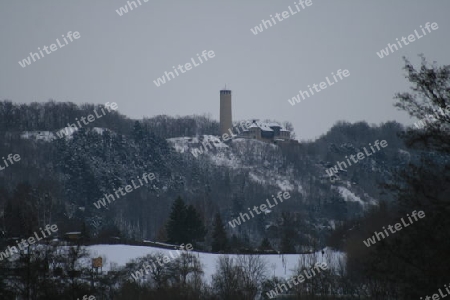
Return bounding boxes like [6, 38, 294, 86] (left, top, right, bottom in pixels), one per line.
[0, 99, 220, 138]
[326, 57, 450, 298]
[0, 240, 344, 300]
[0, 101, 128, 134]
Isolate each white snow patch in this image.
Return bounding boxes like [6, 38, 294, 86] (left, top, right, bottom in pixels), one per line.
[92, 127, 108, 135]
[167, 135, 229, 154]
[336, 186, 364, 205]
[20, 131, 56, 141]
[202, 135, 229, 148]
[208, 151, 241, 169]
[249, 172, 266, 185]
[167, 137, 192, 153]
[55, 127, 78, 139]
[275, 178, 294, 191]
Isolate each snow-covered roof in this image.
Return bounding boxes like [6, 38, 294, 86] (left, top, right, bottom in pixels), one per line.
[248, 121, 276, 132]
[245, 120, 290, 133]
[266, 122, 282, 128]
[260, 123, 274, 131]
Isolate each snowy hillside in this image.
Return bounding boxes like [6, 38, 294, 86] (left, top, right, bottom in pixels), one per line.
[168, 136, 306, 194]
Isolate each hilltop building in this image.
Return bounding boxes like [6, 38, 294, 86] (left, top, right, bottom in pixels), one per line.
[241, 120, 291, 143]
[219, 89, 292, 143]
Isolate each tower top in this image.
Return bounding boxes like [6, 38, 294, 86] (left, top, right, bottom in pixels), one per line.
[220, 90, 231, 94]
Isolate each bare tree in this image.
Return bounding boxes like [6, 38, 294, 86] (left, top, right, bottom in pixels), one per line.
[236, 254, 268, 300]
[212, 255, 267, 300]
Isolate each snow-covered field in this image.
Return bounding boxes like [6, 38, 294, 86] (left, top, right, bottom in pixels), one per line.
[87, 244, 345, 282]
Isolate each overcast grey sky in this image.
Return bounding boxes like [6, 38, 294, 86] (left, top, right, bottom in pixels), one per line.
[1, 1, 449, 140]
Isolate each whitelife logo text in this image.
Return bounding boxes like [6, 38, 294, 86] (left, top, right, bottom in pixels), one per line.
[326, 139, 388, 181]
[287, 69, 350, 106]
[250, 0, 313, 35]
[93, 172, 156, 209]
[18, 31, 81, 68]
[0, 224, 58, 261]
[55, 102, 118, 139]
[115, 0, 150, 16]
[153, 50, 215, 87]
[0, 153, 21, 171]
[376, 22, 438, 59]
[228, 191, 290, 228]
[363, 210, 425, 247]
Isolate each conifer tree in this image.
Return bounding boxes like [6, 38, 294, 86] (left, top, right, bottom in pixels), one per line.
[166, 197, 206, 245]
[280, 231, 296, 254]
[260, 237, 272, 251]
[166, 196, 188, 244]
[211, 213, 228, 252]
[185, 205, 207, 245]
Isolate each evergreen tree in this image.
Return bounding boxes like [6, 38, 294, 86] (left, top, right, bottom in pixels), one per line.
[185, 205, 207, 245]
[166, 197, 206, 245]
[166, 196, 188, 244]
[280, 231, 296, 254]
[80, 222, 91, 244]
[259, 237, 272, 251]
[211, 213, 228, 252]
[229, 234, 242, 252]
[280, 212, 297, 254]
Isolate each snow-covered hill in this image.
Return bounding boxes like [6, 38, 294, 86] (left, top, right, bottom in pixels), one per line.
[168, 136, 305, 194]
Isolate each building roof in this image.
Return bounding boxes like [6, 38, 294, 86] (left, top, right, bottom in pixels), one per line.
[247, 120, 289, 132]
[249, 121, 273, 132]
[266, 122, 282, 128]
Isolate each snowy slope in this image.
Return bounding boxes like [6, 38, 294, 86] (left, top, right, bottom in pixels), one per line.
[167, 136, 305, 193]
[336, 186, 365, 205]
[169, 135, 378, 207]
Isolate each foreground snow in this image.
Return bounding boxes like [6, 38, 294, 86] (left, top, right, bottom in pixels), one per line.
[87, 244, 345, 282]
